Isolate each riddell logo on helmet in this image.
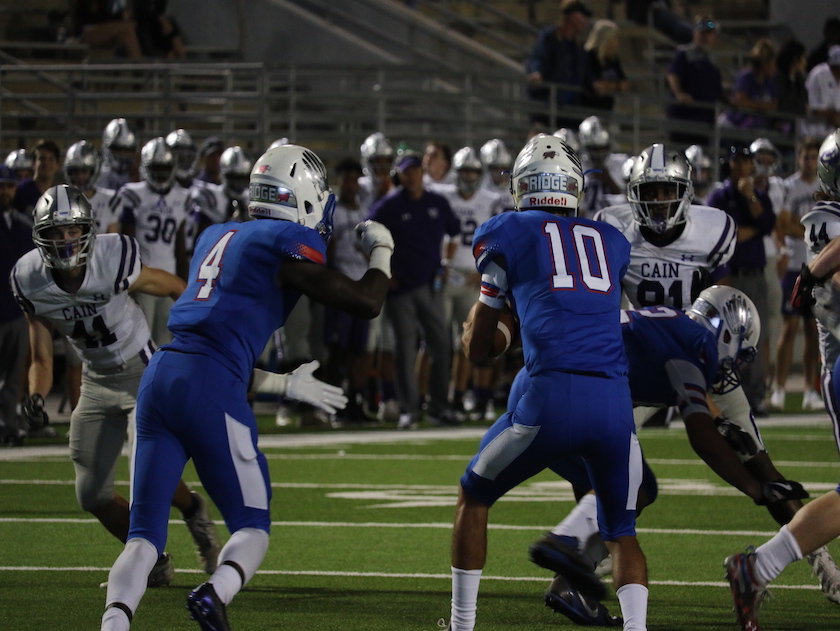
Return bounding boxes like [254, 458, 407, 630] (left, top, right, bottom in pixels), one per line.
[528, 195, 568, 206]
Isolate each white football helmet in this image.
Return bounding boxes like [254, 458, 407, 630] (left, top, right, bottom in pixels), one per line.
[684, 144, 712, 190]
[687, 286, 760, 393]
[818, 129, 840, 198]
[140, 137, 176, 194]
[552, 128, 581, 155]
[750, 137, 780, 177]
[32, 185, 96, 270]
[63, 141, 101, 192]
[102, 118, 137, 173]
[165, 129, 198, 183]
[5, 149, 33, 179]
[248, 144, 336, 240]
[360, 132, 394, 178]
[510, 133, 583, 214]
[627, 144, 693, 234]
[268, 138, 290, 151]
[578, 116, 610, 162]
[220, 146, 252, 197]
[479, 139, 512, 170]
[452, 146, 483, 196]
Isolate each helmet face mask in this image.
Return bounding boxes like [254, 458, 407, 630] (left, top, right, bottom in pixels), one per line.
[220, 147, 253, 197]
[64, 141, 101, 192]
[510, 134, 583, 215]
[248, 144, 336, 241]
[578, 116, 610, 163]
[165, 129, 198, 182]
[360, 133, 394, 184]
[5, 149, 34, 180]
[628, 144, 693, 234]
[453, 147, 483, 196]
[479, 139, 512, 187]
[687, 286, 760, 394]
[102, 118, 137, 174]
[32, 185, 96, 271]
[140, 138, 176, 194]
[818, 130, 840, 198]
[749, 138, 780, 177]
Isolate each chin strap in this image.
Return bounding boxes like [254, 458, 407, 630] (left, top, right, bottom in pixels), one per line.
[316, 193, 336, 244]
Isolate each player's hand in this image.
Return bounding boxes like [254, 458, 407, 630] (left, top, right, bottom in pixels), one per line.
[22, 394, 49, 431]
[755, 480, 809, 505]
[355, 220, 394, 257]
[714, 416, 759, 459]
[791, 263, 822, 315]
[285, 361, 348, 414]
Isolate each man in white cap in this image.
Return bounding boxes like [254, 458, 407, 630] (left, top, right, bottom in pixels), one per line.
[803, 44, 840, 138]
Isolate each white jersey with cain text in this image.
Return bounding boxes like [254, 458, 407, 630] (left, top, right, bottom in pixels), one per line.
[594, 203, 737, 310]
[10, 233, 153, 371]
[113, 182, 189, 274]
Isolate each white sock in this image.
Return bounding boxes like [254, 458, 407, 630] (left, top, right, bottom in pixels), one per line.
[102, 538, 159, 630]
[551, 494, 599, 546]
[616, 583, 648, 631]
[754, 525, 802, 585]
[209, 528, 269, 605]
[450, 567, 482, 631]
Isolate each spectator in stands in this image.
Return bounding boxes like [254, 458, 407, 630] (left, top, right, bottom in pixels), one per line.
[13, 139, 62, 216]
[770, 137, 823, 412]
[625, 0, 693, 44]
[196, 137, 224, 185]
[707, 146, 776, 417]
[665, 16, 723, 146]
[133, 0, 185, 60]
[807, 17, 840, 72]
[525, 0, 592, 129]
[802, 45, 840, 140]
[367, 152, 461, 429]
[422, 140, 456, 188]
[582, 19, 630, 112]
[723, 38, 779, 130]
[775, 38, 808, 132]
[70, 0, 143, 59]
[0, 165, 33, 445]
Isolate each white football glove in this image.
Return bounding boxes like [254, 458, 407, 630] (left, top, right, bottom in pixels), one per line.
[355, 220, 394, 257]
[285, 360, 348, 414]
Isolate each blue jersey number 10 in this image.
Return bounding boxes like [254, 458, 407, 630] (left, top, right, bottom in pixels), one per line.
[543, 221, 613, 292]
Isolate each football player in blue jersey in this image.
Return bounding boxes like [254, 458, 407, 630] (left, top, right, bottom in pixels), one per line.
[99, 145, 395, 631]
[725, 128, 840, 631]
[446, 134, 649, 631]
[526, 287, 813, 625]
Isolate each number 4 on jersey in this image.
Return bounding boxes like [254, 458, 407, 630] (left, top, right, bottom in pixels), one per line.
[195, 230, 237, 300]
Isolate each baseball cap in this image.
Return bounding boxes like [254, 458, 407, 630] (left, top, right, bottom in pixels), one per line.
[560, 0, 593, 18]
[396, 153, 422, 172]
[695, 16, 716, 32]
[0, 164, 17, 183]
[828, 45, 840, 66]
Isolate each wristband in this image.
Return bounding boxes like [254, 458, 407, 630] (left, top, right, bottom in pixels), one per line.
[251, 369, 288, 395]
[368, 246, 392, 279]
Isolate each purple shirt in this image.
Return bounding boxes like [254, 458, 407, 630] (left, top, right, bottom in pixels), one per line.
[706, 179, 775, 272]
[1, 209, 35, 322]
[368, 188, 461, 295]
[725, 68, 779, 128]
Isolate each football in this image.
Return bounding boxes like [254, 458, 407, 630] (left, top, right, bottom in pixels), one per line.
[493, 302, 519, 357]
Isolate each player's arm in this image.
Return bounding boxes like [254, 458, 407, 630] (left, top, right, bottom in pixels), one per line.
[776, 208, 804, 239]
[665, 359, 763, 501]
[27, 314, 54, 398]
[128, 265, 187, 300]
[278, 220, 393, 320]
[463, 258, 507, 363]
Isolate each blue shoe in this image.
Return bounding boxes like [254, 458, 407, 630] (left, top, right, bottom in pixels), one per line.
[187, 583, 231, 631]
[545, 575, 622, 626]
[724, 550, 765, 631]
[529, 533, 606, 600]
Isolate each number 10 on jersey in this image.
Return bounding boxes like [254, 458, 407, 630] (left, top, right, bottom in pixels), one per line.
[543, 221, 613, 292]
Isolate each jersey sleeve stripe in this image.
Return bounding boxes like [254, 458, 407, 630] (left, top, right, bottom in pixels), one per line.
[707, 215, 736, 268]
[113, 234, 136, 293]
[9, 269, 35, 314]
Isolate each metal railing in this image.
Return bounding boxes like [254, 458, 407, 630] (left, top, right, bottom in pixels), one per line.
[0, 59, 808, 172]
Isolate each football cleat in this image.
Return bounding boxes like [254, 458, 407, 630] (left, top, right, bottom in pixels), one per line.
[724, 549, 766, 631]
[148, 553, 175, 588]
[187, 582, 232, 631]
[184, 492, 222, 574]
[545, 575, 623, 626]
[807, 546, 840, 605]
[529, 533, 606, 600]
